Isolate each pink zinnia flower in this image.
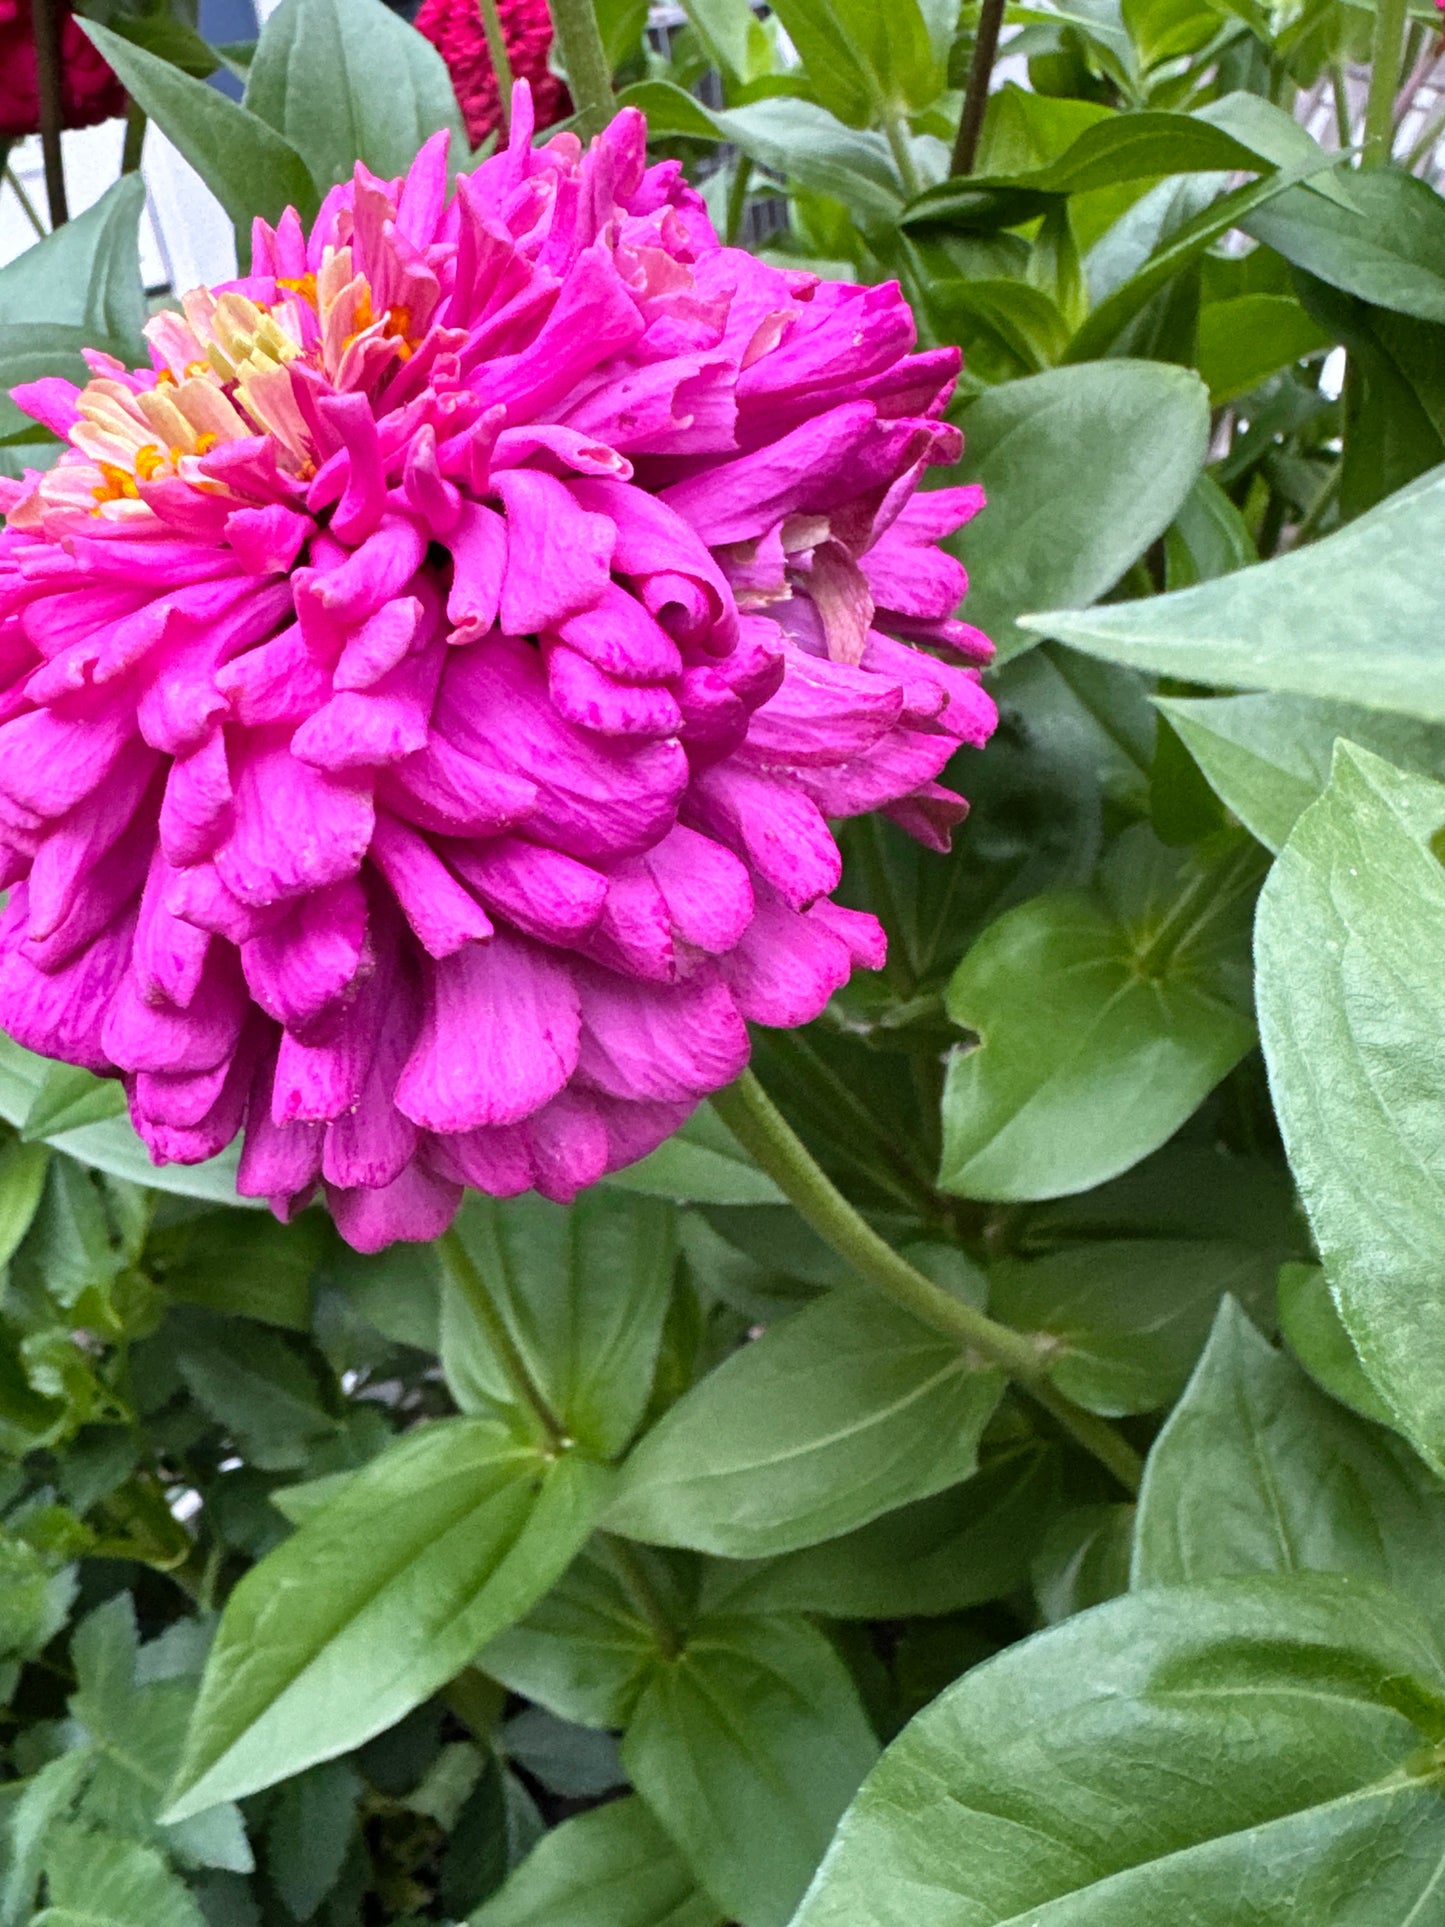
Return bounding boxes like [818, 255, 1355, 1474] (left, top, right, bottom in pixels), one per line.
[0, 85, 994, 1251]
[416, 0, 569, 149]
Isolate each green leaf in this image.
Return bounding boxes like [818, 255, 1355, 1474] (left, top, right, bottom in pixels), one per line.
[777, 0, 939, 119]
[1065, 158, 1336, 363]
[100, 10, 220, 77]
[617, 85, 908, 232]
[904, 108, 1276, 234]
[1246, 169, 1445, 325]
[1029, 468, 1445, 721]
[622, 1614, 878, 1927]
[478, 1545, 664, 1730]
[676, 0, 766, 81]
[606, 1290, 1004, 1557]
[1256, 745, 1445, 1476]
[603, 1105, 784, 1206]
[0, 1139, 49, 1271]
[34, 1823, 205, 1927]
[793, 1576, 1445, 1926]
[953, 362, 1209, 663]
[80, 21, 318, 241]
[1032, 1502, 1134, 1623]
[244, 0, 465, 190]
[0, 1037, 256, 1206]
[471, 1798, 723, 1927]
[989, 1238, 1278, 1414]
[1278, 1261, 1400, 1429]
[21, 1066, 128, 1143]
[1158, 691, 1445, 853]
[442, 1191, 676, 1459]
[700, 1443, 1061, 1619]
[1195, 292, 1332, 404]
[164, 1421, 611, 1818]
[264, 1760, 360, 1923]
[939, 829, 1259, 1201]
[172, 1318, 338, 1472]
[0, 176, 146, 351]
[1134, 1299, 1445, 1644]
[154, 1212, 323, 1332]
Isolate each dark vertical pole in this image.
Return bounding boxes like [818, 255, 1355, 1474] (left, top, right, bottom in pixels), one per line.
[32, 0, 68, 226]
[952, 0, 1007, 177]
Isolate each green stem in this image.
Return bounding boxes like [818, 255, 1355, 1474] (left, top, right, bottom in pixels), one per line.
[475, 0, 515, 140]
[711, 1071, 1144, 1494]
[883, 112, 922, 200]
[5, 165, 44, 239]
[1406, 94, 1445, 171]
[724, 152, 752, 248]
[602, 1533, 681, 1659]
[121, 102, 146, 176]
[1363, 0, 1408, 166]
[1331, 64, 1352, 150]
[547, 0, 614, 141]
[438, 1226, 568, 1452]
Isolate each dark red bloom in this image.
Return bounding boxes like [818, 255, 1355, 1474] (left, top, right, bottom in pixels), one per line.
[415, 0, 569, 149]
[0, 0, 125, 138]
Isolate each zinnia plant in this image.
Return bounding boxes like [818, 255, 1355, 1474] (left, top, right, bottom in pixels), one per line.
[0, 83, 993, 1251]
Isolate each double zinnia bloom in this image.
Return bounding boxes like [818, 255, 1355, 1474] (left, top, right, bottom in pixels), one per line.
[0, 85, 995, 1249]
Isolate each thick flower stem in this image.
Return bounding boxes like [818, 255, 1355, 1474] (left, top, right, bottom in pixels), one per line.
[31, 0, 68, 227]
[474, 0, 515, 139]
[1363, 0, 1408, 166]
[546, 0, 614, 141]
[712, 1070, 1144, 1495]
[438, 1225, 569, 1453]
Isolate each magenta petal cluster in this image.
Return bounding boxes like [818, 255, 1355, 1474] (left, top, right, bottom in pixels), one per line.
[0, 86, 995, 1250]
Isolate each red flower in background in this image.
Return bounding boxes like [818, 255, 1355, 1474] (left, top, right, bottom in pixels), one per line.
[415, 0, 569, 148]
[0, 0, 125, 138]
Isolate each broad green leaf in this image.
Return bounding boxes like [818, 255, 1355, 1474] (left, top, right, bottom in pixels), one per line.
[21, 1065, 128, 1143]
[953, 362, 1209, 663]
[1134, 1299, 1445, 1643]
[623, 1614, 878, 1927]
[0, 176, 145, 350]
[478, 1544, 667, 1730]
[700, 1444, 1061, 1619]
[1256, 745, 1445, 1475]
[617, 85, 909, 232]
[904, 108, 1275, 233]
[33, 1822, 205, 1927]
[0, 1140, 48, 1271]
[172, 1317, 338, 1472]
[793, 1576, 1445, 1926]
[164, 1420, 611, 1817]
[264, 1760, 360, 1924]
[676, 0, 763, 81]
[1277, 1261, 1399, 1429]
[603, 1104, 784, 1205]
[1066, 157, 1336, 363]
[1032, 1501, 1134, 1623]
[81, 22, 318, 241]
[940, 829, 1259, 1201]
[153, 1212, 323, 1331]
[244, 0, 465, 190]
[606, 1290, 1004, 1557]
[0, 1037, 255, 1206]
[442, 1190, 676, 1459]
[989, 1237, 1278, 1414]
[1246, 169, 1445, 325]
[472, 1798, 723, 1927]
[1029, 468, 1445, 720]
[772, 0, 937, 120]
[1158, 691, 1445, 852]
[1195, 292, 1332, 404]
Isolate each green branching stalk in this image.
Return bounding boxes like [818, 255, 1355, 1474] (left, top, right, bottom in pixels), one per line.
[711, 1071, 1145, 1493]
[1363, 0, 1409, 166]
[475, 0, 516, 139]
